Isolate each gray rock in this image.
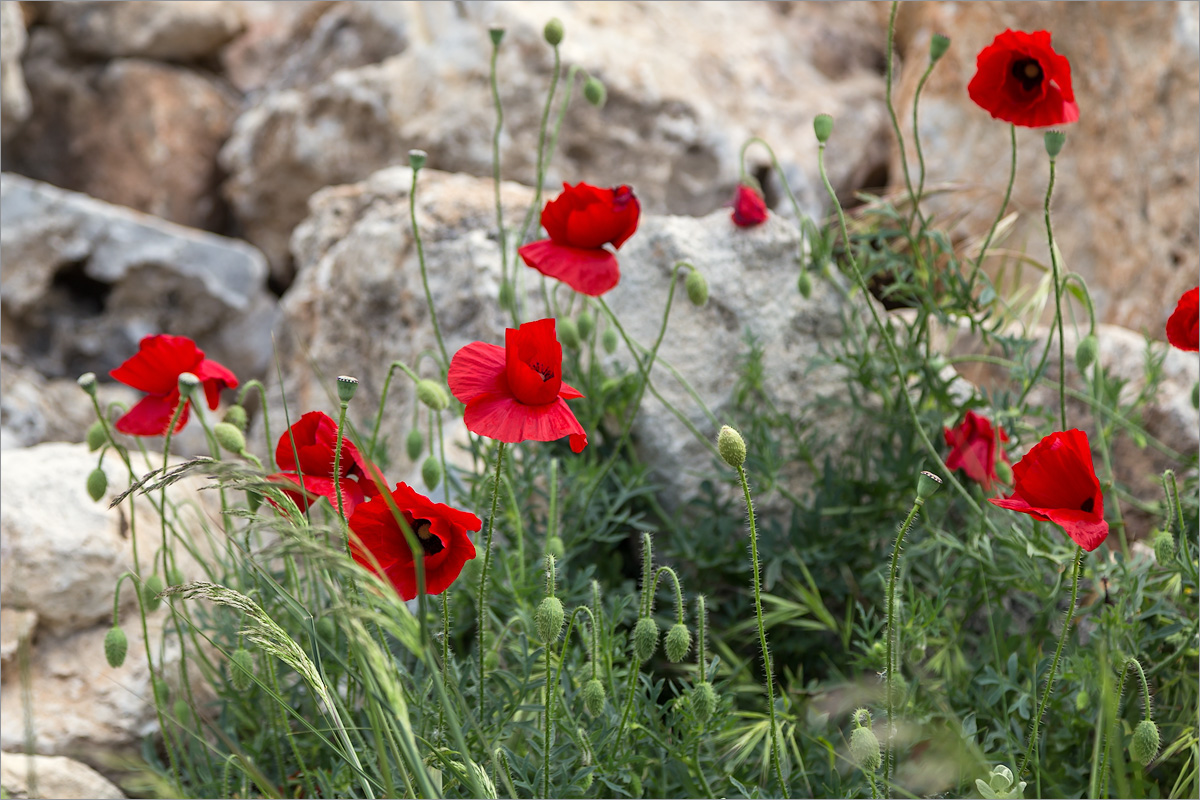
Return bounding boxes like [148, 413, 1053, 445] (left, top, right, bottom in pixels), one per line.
[0, 173, 275, 385]
[0, 608, 37, 680]
[0, 752, 125, 799]
[0, 0, 30, 141]
[40, 0, 243, 62]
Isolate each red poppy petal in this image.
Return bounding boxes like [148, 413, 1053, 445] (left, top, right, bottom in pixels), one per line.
[464, 393, 586, 448]
[607, 186, 641, 250]
[195, 358, 238, 409]
[115, 393, 189, 436]
[968, 29, 1078, 128]
[505, 319, 563, 405]
[559, 380, 584, 401]
[448, 341, 508, 404]
[110, 334, 203, 395]
[1011, 430, 1098, 511]
[518, 240, 620, 297]
[1032, 506, 1109, 551]
[989, 494, 1052, 523]
[732, 185, 768, 227]
[423, 527, 476, 596]
[1167, 287, 1199, 351]
[269, 473, 366, 516]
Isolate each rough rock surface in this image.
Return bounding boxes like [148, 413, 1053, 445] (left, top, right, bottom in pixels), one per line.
[39, 0, 243, 62]
[4, 28, 239, 231]
[0, 0, 30, 141]
[889, 1, 1200, 331]
[0, 752, 125, 799]
[0, 173, 275, 384]
[0, 608, 37, 679]
[220, 1, 889, 281]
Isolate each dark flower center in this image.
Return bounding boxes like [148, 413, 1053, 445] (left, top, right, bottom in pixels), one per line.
[528, 360, 556, 382]
[414, 519, 443, 555]
[1080, 497, 1094, 514]
[1011, 58, 1044, 93]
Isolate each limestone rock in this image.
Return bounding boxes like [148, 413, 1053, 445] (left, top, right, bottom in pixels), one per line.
[888, 1, 1199, 332]
[0, 608, 37, 679]
[40, 0, 243, 62]
[0, 173, 275, 385]
[6, 29, 238, 231]
[1, 0, 30, 141]
[0, 752, 125, 799]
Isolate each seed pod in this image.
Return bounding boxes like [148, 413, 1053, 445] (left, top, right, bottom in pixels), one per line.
[916, 470, 943, 500]
[929, 33, 950, 62]
[717, 425, 746, 469]
[77, 372, 98, 396]
[692, 681, 717, 723]
[632, 617, 658, 663]
[665, 623, 691, 663]
[214, 422, 247, 455]
[850, 725, 882, 771]
[104, 626, 128, 668]
[142, 575, 164, 612]
[229, 648, 254, 692]
[87, 468, 108, 502]
[1044, 130, 1066, 159]
[406, 428, 425, 461]
[535, 596, 565, 643]
[602, 328, 618, 354]
[813, 114, 834, 144]
[582, 678, 606, 716]
[86, 421, 107, 451]
[1130, 719, 1160, 765]
[422, 455, 442, 490]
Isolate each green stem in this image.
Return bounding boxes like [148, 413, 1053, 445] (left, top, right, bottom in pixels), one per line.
[489, 32, 514, 325]
[612, 654, 641, 760]
[477, 442, 507, 715]
[971, 124, 1017, 287]
[334, 400, 350, 532]
[1044, 156, 1067, 430]
[410, 166, 450, 372]
[884, 1, 922, 230]
[911, 58, 937, 216]
[236, 379, 275, 470]
[1092, 362, 1131, 560]
[368, 360, 419, 459]
[883, 496, 925, 792]
[516, 45, 563, 251]
[543, 635, 553, 799]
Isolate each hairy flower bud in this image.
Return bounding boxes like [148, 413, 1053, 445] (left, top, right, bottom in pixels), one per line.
[1153, 529, 1176, 565]
[86, 421, 107, 452]
[1131, 719, 1160, 765]
[583, 678, 606, 716]
[422, 455, 442, 490]
[222, 404, 248, 432]
[558, 318, 581, 350]
[665, 622, 691, 663]
[583, 76, 606, 107]
[166, 567, 185, 586]
[813, 114, 834, 144]
[316, 616, 336, 642]
[994, 459, 1014, 486]
[229, 648, 254, 692]
[1075, 334, 1098, 372]
[601, 328, 618, 354]
[173, 699, 191, 726]
[632, 617, 658, 663]
[543, 17, 564, 46]
[498, 280, 516, 312]
[406, 428, 425, 461]
[143, 575, 164, 612]
[546, 535, 565, 559]
[692, 681, 717, 722]
[214, 422, 247, 455]
[797, 270, 813, 299]
[535, 596, 565, 643]
[416, 379, 450, 411]
[717, 425, 746, 469]
[87, 467, 108, 502]
[1044, 130, 1066, 159]
[929, 33, 950, 62]
[685, 270, 709, 307]
[1075, 689, 1090, 712]
[850, 725, 881, 771]
[576, 310, 595, 340]
[77, 372, 98, 396]
[153, 676, 170, 705]
[104, 626, 128, 668]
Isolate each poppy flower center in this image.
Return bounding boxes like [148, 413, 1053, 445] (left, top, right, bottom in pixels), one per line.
[1011, 58, 1044, 92]
[1080, 497, 1094, 514]
[528, 360, 556, 382]
[414, 519, 443, 555]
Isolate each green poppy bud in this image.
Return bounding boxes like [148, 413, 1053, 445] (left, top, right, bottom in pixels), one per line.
[166, 567, 185, 586]
[535, 596, 565, 643]
[408, 149, 427, 171]
[665, 623, 691, 663]
[813, 114, 834, 144]
[87, 467, 108, 502]
[1192, 382, 1198, 410]
[1044, 130, 1066, 159]
[406, 428, 425, 461]
[576, 310, 594, 340]
[632, 617, 658, 663]
[1153, 529, 1176, 565]
[336, 375, 358, 404]
[153, 676, 170, 705]
[77, 372, 98, 396]
[685, 270, 709, 307]
[994, 459, 1014, 486]
[929, 33, 950, 62]
[173, 699, 191, 726]
[1130, 719, 1160, 765]
[484, 650, 500, 671]
[246, 489, 262, 513]
[422, 455, 442, 490]
[316, 616, 336, 642]
[1075, 689, 1090, 712]
[850, 725, 882, 771]
[628, 773, 641, 798]
[498, 280, 515, 312]
[558, 318, 581, 350]
[546, 535, 565, 559]
[717, 425, 746, 469]
[543, 17, 564, 46]
[580, 773, 594, 791]
[86, 421, 107, 452]
[797, 270, 813, 299]
[222, 404, 248, 432]
[692, 681, 717, 722]
[229, 648, 254, 692]
[917, 470, 943, 500]
[601, 328, 618, 354]
[489, 27, 505, 46]
[104, 626, 128, 668]
[583, 678, 606, 716]
[583, 76, 606, 108]
[416, 379, 450, 411]
[214, 422, 247, 455]
[143, 575, 164, 612]
[1075, 334, 1099, 372]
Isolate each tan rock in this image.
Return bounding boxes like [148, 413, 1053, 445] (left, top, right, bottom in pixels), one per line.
[0, 752, 125, 799]
[1, 0, 30, 141]
[888, 1, 1199, 332]
[40, 0, 243, 62]
[0, 608, 37, 680]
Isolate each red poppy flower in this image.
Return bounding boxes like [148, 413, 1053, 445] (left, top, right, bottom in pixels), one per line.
[517, 182, 640, 296]
[349, 482, 481, 600]
[267, 411, 384, 517]
[731, 183, 768, 227]
[109, 334, 238, 436]
[968, 30, 1079, 128]
[989, 429, 1108, 551]
[448, 318, 587, 453]
[1166, 287, 1199, 352]
[944, 410, 1010, 492]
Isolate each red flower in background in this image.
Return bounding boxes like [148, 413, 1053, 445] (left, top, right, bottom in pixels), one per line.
[944, 410, 1010, 492]
[110, 334, 238, 436]
[448, 318, 588, 453]
[968, 30, 1079, 128]
[349, 482, 480, 601]
[1166, 287, 1199, 352]
[518, 182, 640, 296]
[267, 411, 384, 517]
[731, 183, 768, 227]
[989, 429, 1108, 552]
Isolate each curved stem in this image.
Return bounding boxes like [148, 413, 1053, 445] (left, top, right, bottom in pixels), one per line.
[410, 167, 450, 372]
[236, 379, 275, 470]
[652, 566, 686, 624]
[477, 442, 507, 715]
[884, 496, 925, 792]
[911, 59, 937, 217]
[488, 33, 514, 326]
[1044, 156, 1067, 430]
[369, 360, 419, 458]
[971, 124, 1017, 287]
[884, 2, 921, 228]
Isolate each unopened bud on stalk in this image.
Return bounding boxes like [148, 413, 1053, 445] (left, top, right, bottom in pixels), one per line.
[337, 375, 358, 403]
[214, 422, 247, 455]
[498, 281, 515, 312]
[685, 270, 709, 307]
[166, 567, 184, 586]
[558, 318, 581, 350]
[583, 76, 606, 107]
[1075, 689, 1090, 712]
[222, 404, 248, 432]
[1044, 130, 1066, 159]
[929, 33, 950, 62]
[546, 536, 565, 559]
[406, 428, 425, 461]
[416, 379, 450, 410]
[813, 114, 834, 144]
[77, 372, 97, 396]
[1075, 334, 1098, 371]
[316, 617, 336, 642]
[543, 17, 564, 46]
[577, 309, 594, 339]
[797, 269, 813, 298]
[917, 470, 943, 500]
[601, 328, 618, 354]
[87, 468, 108, 502]
[86, 421, 107, 451]
[422, 455, 442, 490]
[632, 617, 658, 663]
[994, 459, 1014, 486]
[849, 723, 881, 772]
[408, 150, 427, 171]
[1153, 529, 1176, 565]
[692, 681, 717, 722]
[665, 622, 691, 662]
[535, 596, 565, 643]
[143, 575, 164, 612]
[104, 626, 128, 668]
[717, 425, 746, 469]
[1130, 719, 1160, 765]
[583, 678, 606, 715]
[153, 677, 170, 705]
[229, 648, 254, 692]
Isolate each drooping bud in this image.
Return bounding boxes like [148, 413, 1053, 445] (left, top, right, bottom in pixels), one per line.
[685, 270, 709, 307]
[86, 421, 107, 451]
[558, 318, 581, 350]
[1130, 719, 1160, 765]
[416, 379, 450, 410]
[546, 536, 565, 559]
[1192, 382, 1198, 410]
[813, 114, 834, 144]
[797, 269, 813, 299]
[692, 681, 717, 722]
[178, 372, 201, 397]
[1153, 529, 1176, 565]
[583, 678, 606, 715]
[917, 470, 943, 500]
[576, 309, 594, 340]
[601, 328, 618, 354]
[994, 459, 1014, 486]
[229, 648, 254, 692]
[1044, 130, 1066, 159]
[104, 626, 128, 668]
[316, 616, 336, 642]
[543, 17, 564, 46]
[632, 617, 658, 663]
[929, 33, 950, 62]
[717, 425, 746, 469]
[336, 375, 358, 404]
[153, 676, 170, 705]
[1075, 689, 1090, 712]
[214, 422, 247, 455]
[535, 596, 565, 643]
[422, 455, 442, 490]
[166, 567, 185, 586]
[849, 724, 881, 772]
[143, 575, 164, 612]
[583, 76, 606, 108]
[222, 404, 248, 432]
[173, 699, 192, 726]
[77, 372, 98, 396]
[87, 467, 108, 502]
[1075, 334, 1098, 372]
[665, 622, 691, 663]
[408, 149, 427, 171]
[406, 428, 425, 461]
[489, 27, 505, 46]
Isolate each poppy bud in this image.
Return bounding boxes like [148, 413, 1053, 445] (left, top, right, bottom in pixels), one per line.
[224, 647, 253, 691]
[153, 676, 170, 705]
[601, 328, 619, 354]
[173, 699, 191, 726]
[1044, 130, 1066, 159]
[583, 76, 606, 108]
[178, 372, 201, 396]
[665, 622, 691, 663]
[406, 428, 425, 461]
[535, 596, 565, 643]
[558, 318, 581, 350]
[546, 535, 565, 559]
[214, 422, 247, 455]
[422, 455, 442, 490]
[86, 421, 107, 452]
[583, 677, 606, 715]
[77, 372, 98, 396]
[1192, 382, 1199, 410]
[813, 114, 834, 144]
[929, 33, 950, 63]
[484, 650, 500, 671]
[489, 27, 505, 46]
[717, 425, 746, 469]
[685, 270, 709, 307]
[104, 625, 128, 668]
[543, 17, 564, 46]
[336, 375, 358, 404]
[577, 310, 594, 340]
[1130, 719, 1160, 765]
[416, 379, 450, 410]
[87, 467, 108, 502]
[1075, 689, 1090, 712]
[917, 470, 943, 500]
[246, 489, 262, 513]
[143, 575, 164, 612]
[849, 725, 881, 772]
[1075, 334, 1098, 371]
[628, 773, 642, 798]
[408, 150, 427, 171]
[632, 617, 658, 663]
[994, 459, 1014, 486]
[222, 404, 248, 432]
[498, 280, 515, 312]
[797, 270, 813, 299]
[1154, 529, 1176, 565]
[316, 616, 336, 642]
[166, 567, 185, 586]
[692, 681, 717, 722]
